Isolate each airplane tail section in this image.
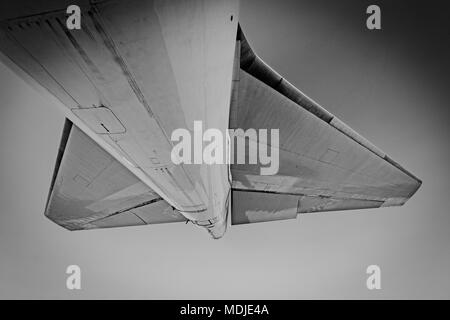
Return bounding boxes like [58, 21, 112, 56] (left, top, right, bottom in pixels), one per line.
[0, 2, 421, 236]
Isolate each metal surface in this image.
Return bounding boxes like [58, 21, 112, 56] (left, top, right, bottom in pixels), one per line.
[46, 119, 186, 230]
[230, 29, 421, 225]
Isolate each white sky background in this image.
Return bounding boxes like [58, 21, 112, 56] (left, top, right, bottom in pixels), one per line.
[0, 0, 449, 299]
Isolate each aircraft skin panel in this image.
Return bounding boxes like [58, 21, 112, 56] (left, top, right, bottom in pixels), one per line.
[231, 189, 384, 225]
[231, 190, 299, 225]
[153, 0, 239, 238]
[45, 119, 186, 230]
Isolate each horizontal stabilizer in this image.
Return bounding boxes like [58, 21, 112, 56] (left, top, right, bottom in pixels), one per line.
[230, 26, 421, 225]
[45, 119, 186, 230]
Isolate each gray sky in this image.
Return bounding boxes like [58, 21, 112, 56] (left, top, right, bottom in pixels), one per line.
[0, 0, 449, 299]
